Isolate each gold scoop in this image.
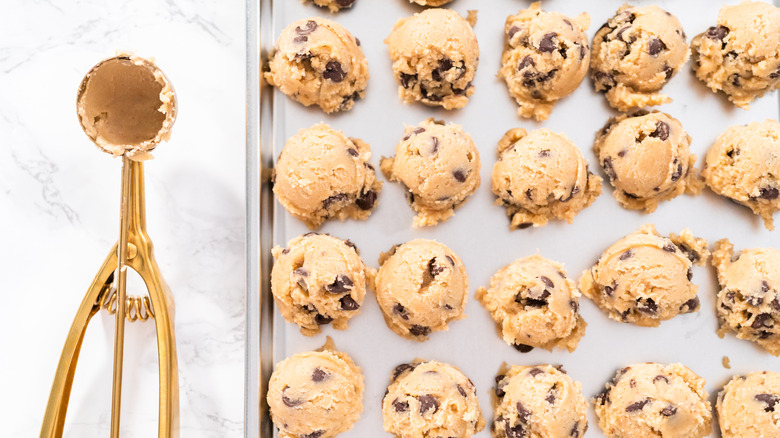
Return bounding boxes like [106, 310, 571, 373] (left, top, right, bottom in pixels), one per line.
[41, 54, 179, 438]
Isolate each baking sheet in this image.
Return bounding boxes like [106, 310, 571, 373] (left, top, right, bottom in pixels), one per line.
[250, 0, 780, 436]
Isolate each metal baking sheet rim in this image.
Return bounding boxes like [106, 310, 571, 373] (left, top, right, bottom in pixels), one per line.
[243, 1, 780, 437]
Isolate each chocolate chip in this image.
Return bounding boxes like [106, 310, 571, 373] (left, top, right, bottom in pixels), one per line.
[594, 71, 616, 91]
[293, 36, 308, 44]
[617, 149, 627, 158]
[603, 157, 617, 181]
[514, 343, 534, 353]
[637, 298, 658, 314]
[653, 375, 669, 384]
[430, 137, 439, 154]
[538, 32, 557, 52]
[302, 304, 317, 313]
[678, 243, 700, 263]
[706, 25, 729, 40]
[604, 284, 615, 297]
[392, 363, 417, 380]
[538, 149, 551, 158]
[409, 325, 431, 337]
[759, 187, 779, 200]
[340, 295, 359, 311]
[616, 26, 632, 42]
[293, 268, 309, 290]
[453, 169, 467, 183]
[660, 405, 677, 416]
[596, 387, 611, 406]
[619, 249, 633, 261]
[680, 297, 699, 313]
[650, 121, 670, 141]
[518, 55, 535, 71]
[570, 421, 581, 438]
[504, 420, 526, 438]
[282, 386, 302, 407]
[399, 73, 417, 89]
[356, 188, 377, 210]
[518, 222, 533, 229]
[671, 159, 683, 182]
[772, 298, 780, 312]
[664, 65, 674, 80]
[730, 73, 741, 86]
[755, 393, 780, 411]
[393, 303, 409, 320]
[507, 26, 521, 40]
[762, 280, 770, 293]
[312, 367, 328, 382]
[626, 398, 651, 412]
[392, 399, 409, 412]
[752, 313, 774, 329]
[770, 66, 780, 79]
[325, 275, 353, 294]
[445, 255, 455, 266]
[432, 58, 454, 82]
[579, 45, 587, 60]
[495, 375, 507, 398]
[528, 367, 543, 377]
[295, 20, 317, 36]
[343, 239, 358, 252]
[546, 384, 558, 404]
[403, 127, 425, 141]
[300, 431, 324, 438]
[516, 401, 531, 422]
[336, 0, 354, 6]
[648, 37, 667, 56]
[540, 276, 554, 288]
[347, 148, 358, 157]
[457, 384, 468, 397]
[663, 243, 677, 252]
[687, 267, 693, 281]
[570, 300, 579, 312]
[281, 248, 290, 255]
[417, 394, 439, 414]
[747, 295, 764, 306]
[323, 193, 348, 208]
[314, 314, 332, 325]
[323, 61, 346, 82]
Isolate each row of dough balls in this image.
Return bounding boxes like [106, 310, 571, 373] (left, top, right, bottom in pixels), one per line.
[267, 338, 780, 438]
[271, 227, 780, 356]
[304, 0, 451, 14]
[272, 118, 780, 230]
[264, 2, 780, 117]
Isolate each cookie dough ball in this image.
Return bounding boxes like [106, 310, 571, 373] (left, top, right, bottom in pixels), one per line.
[595, 111, 703, 213]
[386, 9, 479, 110]
[579, 224, 709, 327]
[381, 119, 481, 227]
[492, 128, 602, 229]
[370, 240, 468, 341]
[304, 0, 355, 13]
[476, 255, 586, 353]
[265, 18, 368, 113]
[493, 364, 588, 438]
[717, 371, 780, 437]
[499, 3, 591, 121]
[271, 233, 367, 335]
[712, 239, 780, 356]
[591, 5, 689, 111]
[702, 120, 780, 230]
[594, 363, 712, 438]
[691, 1, 780, 109]
[273, 123, 381, 229]
[267, 338, 363, 438]
[383, 360, 485, 438]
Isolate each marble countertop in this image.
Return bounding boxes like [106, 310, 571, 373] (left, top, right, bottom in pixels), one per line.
[0, 0, 246, 436]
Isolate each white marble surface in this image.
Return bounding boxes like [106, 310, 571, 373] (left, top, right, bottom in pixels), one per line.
[0, 1, 246, 436]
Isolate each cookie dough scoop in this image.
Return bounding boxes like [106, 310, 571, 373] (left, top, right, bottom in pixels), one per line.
[499, 2, 591, 120]
[381, 118, 480, 227]
[590, 4, 689, 111]
[691, 1, 780, 109]
[717, 371, 780, 437]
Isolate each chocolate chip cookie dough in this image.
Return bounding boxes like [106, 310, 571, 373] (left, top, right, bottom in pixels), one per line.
[595, 111, 703, 213]
[499, 3, 591, 121]
[410, 0, 452, 6]
[476, 255, 586, 353]
[382, 360, 485, 438]
[369, 240, 468, 341]
[273, 123, 381, 229]
[712, 239, 780, 356]
[492, 128, 602, 229]
[271, 233, 367, 335]
[381, 119, 480, 227]
[265, 18, 368, 113]
[691, 1, 780, 109]
[386, 8, 479, 109]
[591, 5, 689, 111]
[267, 338, 363, 438]
[493, 364, 588, 438]
[304, 0, 355, 13]
[717, 371, 780, 438]
[579, 224, 709, 327]
[702, 119, 780, 230]
[594, 363, 712, 438]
